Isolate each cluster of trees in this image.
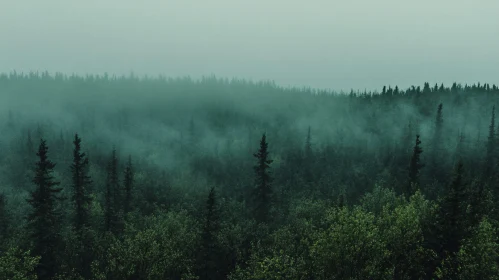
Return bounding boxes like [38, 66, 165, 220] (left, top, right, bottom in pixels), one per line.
[1, 72, 499, 279]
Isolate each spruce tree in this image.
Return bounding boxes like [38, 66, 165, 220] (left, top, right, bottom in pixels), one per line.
[70, 134, 93, 280]
[123, 155, 134, 216]
[252, 133, 273, 224]
[70, 134, 92, 232]
[104, 148, 122, 234]
[26, 139, 63, 280]
[484, 105, 495, 179]
[199, 187, 220, 280]
[429, 103, 444, 182]
[408, 135, 424, 195]
[433, 160, 469, 279]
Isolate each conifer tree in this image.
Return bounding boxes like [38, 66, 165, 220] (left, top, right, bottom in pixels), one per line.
[429, 103, 444, 181]
[104, 148, 122, 234]
[439, 83, 445, 93]
[70, 134, 92, 232]
[69, 134, 93, 280]
[408, 135, 424, 194]
[466, 180, 491, 230]
[123, 155, 134, 216]
[433, 160, 469, 278]
[423, 82, 431, 94]
[199, 187, 220, 280]
[393, 86, 399, 95]
[485, 106, 496, 180]
[26, 139, 62, 280]
[252, 133, 273, 224]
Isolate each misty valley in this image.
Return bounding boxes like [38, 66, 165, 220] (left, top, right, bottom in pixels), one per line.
[1, 73, 499, 279]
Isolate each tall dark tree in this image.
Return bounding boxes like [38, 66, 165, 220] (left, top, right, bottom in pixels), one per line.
[69, 134, 94, 280]
[484, 105, 496, 179]
[26, 139, 63, 280]
[252, 133, 273, 224]
[104, 148, 122, 234]
[429, 103, 445, 182]
[423, 82, 431, 94]
[408, 135, 424, 195]
[433, 160, 469, 279]
[70, 134, 92, 232]
[123, 155, 134, 216]
[198, 187, 221, 280]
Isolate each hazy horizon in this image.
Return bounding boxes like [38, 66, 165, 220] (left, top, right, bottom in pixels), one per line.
[1, 0, 498, 91]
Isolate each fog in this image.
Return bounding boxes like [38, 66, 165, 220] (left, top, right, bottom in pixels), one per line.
[1, 0, 498, 91]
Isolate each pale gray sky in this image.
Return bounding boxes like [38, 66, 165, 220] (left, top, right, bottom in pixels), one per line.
[1, 0, 498, 91]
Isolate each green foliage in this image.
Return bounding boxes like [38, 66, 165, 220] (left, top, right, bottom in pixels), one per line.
[95, 210, 199, 280]
[311, 207, 389, 279]
[0, 248, 40, 280]
[360, 185, 403, 215]
[376, 191, 436, 279]
[455, 218, 499, 279]
[229, 249, 308, 280]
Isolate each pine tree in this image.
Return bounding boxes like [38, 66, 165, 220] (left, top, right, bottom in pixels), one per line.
[408, 135, 424, 195]
[104, 148, 122, 234]
[123, 155, 134, 216]
[70, 134, 92, 232]
[466, 179, 491, 230]
[423, 82, 431, 94]
[26, 139, 63, 280]
[439, 83, 445, 93]
[485, 106, 496, 180]
[433, 160, 469, 279]
[433, 83, 439, 92]
[198, 187, 221, 280]
[252, 133, 273, 224]
[393, 86, 399, 95]
[70, 134, 93, 280]
[429, 103, 445, 181]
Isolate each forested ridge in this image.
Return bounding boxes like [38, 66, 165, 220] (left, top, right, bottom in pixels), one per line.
[1, 72, 499, 279]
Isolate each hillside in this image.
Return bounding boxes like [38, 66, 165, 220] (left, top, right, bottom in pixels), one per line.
[1, 72, 499, 279]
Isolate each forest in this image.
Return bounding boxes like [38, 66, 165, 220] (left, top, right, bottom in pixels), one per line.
[0, 71, 499, 279]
